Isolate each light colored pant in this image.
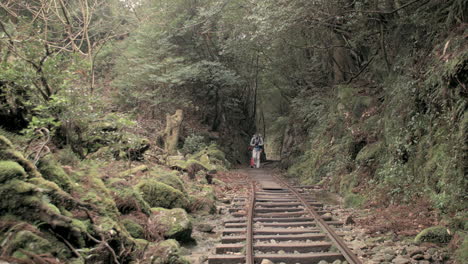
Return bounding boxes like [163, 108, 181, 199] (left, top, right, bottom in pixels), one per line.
[252, 148, 262, 168]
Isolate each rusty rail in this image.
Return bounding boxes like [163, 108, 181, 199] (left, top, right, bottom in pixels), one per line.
[246, 182, 255, 264]
[273, 175, 362, 264]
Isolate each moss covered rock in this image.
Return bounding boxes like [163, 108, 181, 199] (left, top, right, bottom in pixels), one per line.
[9, 230, 55, 258]
[189, 186, 216, 214]
[37, 157, 74, 192]
[414, 226, 452, 243]
[187, 144, 230, 171]
[110, 185, 152, 215]
[153, 171, 185, 192]
[142, 239, 190, 264]
[0, 160, 27, 183]
[149, 208, 192, 242]
[137, 180, 189, 209]
[122, 218, 145, 239]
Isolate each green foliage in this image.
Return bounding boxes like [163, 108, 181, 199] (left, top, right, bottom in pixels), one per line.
[182, 134, 208, 154]
[455, 234, 468, 263]
[344, 193, 365, 208]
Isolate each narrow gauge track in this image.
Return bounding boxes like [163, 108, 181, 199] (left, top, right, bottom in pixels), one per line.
[208, 173, 361, 264]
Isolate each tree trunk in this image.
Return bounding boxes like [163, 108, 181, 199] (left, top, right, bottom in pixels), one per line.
[164, 109, 184, 155]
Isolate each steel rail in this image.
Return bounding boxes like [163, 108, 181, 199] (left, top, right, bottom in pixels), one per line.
[246, 182, 255, 264]
[273, 175, 362, 264]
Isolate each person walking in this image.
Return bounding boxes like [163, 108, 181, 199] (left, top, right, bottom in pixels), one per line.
[249, 133, 264, 168]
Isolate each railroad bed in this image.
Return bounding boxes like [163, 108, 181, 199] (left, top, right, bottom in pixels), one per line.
[208, 171, 362, 264]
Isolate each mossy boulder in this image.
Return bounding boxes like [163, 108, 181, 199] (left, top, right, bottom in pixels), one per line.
[37, 157, 74, 192]
[149, 208, 192, 242]
[0, 135, 14, 149]
[414, 226, 452, 243]
[110, 185, 152, 215]
[153, 171, 185, 192]
[9, 230, 55, 258]
[188, 144, 230, 171]
[122, 218, 145, 239]
[189, 186, 216, 214]
[137, 180, 189, 209]
[0, 160, 27, 183]
[142, 239, 190, 264]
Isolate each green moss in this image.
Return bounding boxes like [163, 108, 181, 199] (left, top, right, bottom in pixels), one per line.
[188, 144, 230, 171]
[71, 219, 90, 233]
[146, 239, 190, 264]
[414, 226, 452, 243]
[9, 230, 54, 257]
[189, 186, 216, 214]
[118, 165, 148, 177]
[74, 170, 120, 218]
[150, 208, 192, 243]
[0, 160, 27, 183]
[110, 185, 152, 215]
[0, 135, 13, 149]
[122, 218, 145, 239]
[344, 193, 365, 208]
[137, 180, 189, 209]
[153, 172, 185, 192]
[0, 149, 42, 178]
[37, 157, 74, 192]
[355, 142, 383, 165]
[455, 234, 468, 263]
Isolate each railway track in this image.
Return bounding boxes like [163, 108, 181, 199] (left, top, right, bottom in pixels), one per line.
[208, 172, 361, 264]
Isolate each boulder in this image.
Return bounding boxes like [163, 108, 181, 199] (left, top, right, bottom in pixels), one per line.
[0, 160, 27, 184]
[122, 218, 145, 239]
[149, 208, 192, 242]
[137, 180, 189, 209]
[141, 239, 190, 264]
[189, 186, 216, 214]
[414, 226, 451, 243]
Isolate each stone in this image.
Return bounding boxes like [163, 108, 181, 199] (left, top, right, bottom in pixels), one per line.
[260, 259, 274, 264]
[408, 248, 423, 257]
[318, 261, 329, 264]
[197, 223, 215, 233]
[332, 260, 342, 264]
[414, 226, 451, 243]
[412, 254, 424, 260]
[142, 239, 189, 264]
[149, 207, 192, 242]
[392, 256, 411, 264]
[345, 215, 355, 225]
[350, 240, 367, 249]
[323, 213, 332, 218]
[384, 253, 396, 261]
[137, 179, 189, 209]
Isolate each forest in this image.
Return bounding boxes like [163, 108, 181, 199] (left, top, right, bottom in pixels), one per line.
[0, 0, 466, 263]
